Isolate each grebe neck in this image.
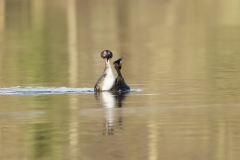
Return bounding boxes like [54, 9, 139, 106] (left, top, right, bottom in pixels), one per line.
[115, 67, 123, 79]
[104, 59, 114, 74]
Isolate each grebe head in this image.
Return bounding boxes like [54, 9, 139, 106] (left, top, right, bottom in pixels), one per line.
[113, 56, 124, 70]
[101, 50, 113, 61]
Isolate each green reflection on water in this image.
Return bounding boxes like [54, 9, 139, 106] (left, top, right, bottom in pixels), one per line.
[32, 123, 53, 158]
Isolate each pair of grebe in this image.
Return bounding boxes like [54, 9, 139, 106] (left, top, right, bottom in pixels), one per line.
[94, 50, 130, 92]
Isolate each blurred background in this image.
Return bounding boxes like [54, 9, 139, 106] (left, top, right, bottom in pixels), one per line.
[0, 0, 240, 160]
[0, 0, 239, 87]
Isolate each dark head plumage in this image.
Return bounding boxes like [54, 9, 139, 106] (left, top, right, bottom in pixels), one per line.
[113, 56, 124, 69]
[101, 50, 113, 60]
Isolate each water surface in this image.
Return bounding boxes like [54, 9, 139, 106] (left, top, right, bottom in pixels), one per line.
[0, 0, 240, 160]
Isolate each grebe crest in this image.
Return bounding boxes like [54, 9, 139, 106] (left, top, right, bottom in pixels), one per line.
[101, 50, 113, 60]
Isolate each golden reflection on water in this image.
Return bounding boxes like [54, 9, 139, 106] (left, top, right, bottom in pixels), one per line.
[147, 119, 158, 160]
[0, 0, 240, 159]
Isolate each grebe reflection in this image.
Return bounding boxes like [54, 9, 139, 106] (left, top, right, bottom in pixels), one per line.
[94, 92, 129, 135]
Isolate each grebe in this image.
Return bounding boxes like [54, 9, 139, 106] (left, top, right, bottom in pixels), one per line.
[94, 50, 115, 91]
[111, 56, 130, 92]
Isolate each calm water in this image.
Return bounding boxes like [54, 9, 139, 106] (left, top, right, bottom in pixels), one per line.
[1, 0, 240, 159]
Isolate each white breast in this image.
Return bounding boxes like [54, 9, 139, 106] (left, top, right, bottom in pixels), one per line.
[102, 67, 115, 90]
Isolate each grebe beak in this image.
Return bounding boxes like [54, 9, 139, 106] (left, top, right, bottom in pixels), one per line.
[119, 55, 124, 63]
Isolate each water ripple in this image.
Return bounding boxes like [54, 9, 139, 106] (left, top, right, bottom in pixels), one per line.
[0, 87, 141, 95]
[0, 86, 94, 95]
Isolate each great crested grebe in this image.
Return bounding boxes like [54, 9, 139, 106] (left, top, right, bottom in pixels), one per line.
[94, 50, 115, 91]
[111, 56, 130, 92]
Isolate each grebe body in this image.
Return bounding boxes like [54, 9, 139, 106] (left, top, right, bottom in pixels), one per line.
[94, 50, 115, 91]
[111, 56, 130, 92]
